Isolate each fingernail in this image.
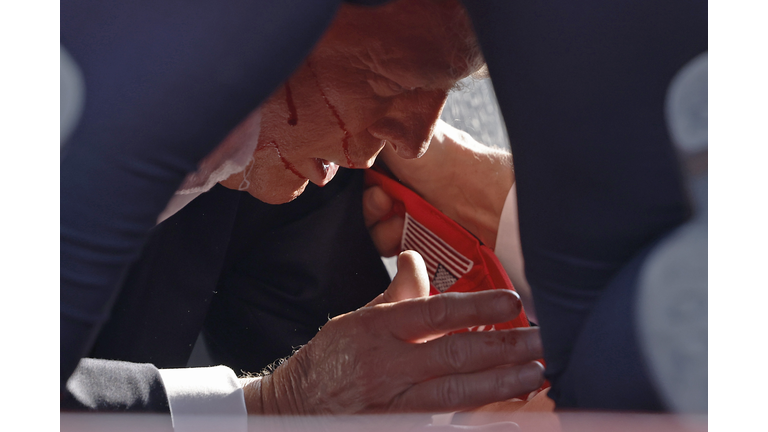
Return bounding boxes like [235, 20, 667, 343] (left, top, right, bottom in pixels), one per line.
[496, 290, 521, 316]
[518, 362, 544, 389]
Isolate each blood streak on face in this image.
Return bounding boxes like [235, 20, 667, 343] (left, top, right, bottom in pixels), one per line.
[265, 141, 305, 179]
[307, 60, 355, 168]
[284, 82, 299, 126]
[219, 0, 482, 204]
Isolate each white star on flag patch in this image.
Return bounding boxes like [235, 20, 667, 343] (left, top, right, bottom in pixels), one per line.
[401, 213, 473, 292]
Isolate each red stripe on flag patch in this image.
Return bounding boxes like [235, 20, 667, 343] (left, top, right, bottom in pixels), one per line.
[401, 213, 473, 287]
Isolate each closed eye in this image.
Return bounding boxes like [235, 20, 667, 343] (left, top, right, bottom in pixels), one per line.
[367, 74, 406, 97]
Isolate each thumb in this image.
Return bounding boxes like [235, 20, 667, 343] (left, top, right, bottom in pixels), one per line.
[366, 251, 430, 307]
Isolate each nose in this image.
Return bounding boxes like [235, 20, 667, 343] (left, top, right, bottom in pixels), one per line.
[367, 89, 448, 159]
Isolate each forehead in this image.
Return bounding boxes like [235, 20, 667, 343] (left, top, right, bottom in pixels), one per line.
[317, 0, 481, 90]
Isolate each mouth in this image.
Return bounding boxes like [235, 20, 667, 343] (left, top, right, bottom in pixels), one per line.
[306, 158, 340, 187]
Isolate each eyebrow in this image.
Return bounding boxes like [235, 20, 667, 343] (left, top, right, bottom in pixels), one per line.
[375, 60, 471, 93]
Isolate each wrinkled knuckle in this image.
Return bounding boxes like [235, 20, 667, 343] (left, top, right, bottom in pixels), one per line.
[425, 295, 450, 331]
[443, 337, 469, 372]
[438, 379, 465, 408]
[495, 372, 513, 399]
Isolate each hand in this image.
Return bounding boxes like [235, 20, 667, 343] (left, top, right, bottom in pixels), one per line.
[242, 251, 545, 415]
[374, 119, 514, 250]
[364, 184, 405, 257]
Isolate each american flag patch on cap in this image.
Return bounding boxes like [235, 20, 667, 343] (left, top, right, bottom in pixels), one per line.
[401, 213, 473, 292]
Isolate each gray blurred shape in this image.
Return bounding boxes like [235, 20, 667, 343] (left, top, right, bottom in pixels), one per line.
[665, 52, 708, 155]
[441, 77, 510, 151]
[61, 45, 85, 146]
[638, 52, 708, 414]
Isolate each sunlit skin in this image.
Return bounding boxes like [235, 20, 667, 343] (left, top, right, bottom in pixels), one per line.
[215, 1, 549, 414]
[220, 0, 483, 203]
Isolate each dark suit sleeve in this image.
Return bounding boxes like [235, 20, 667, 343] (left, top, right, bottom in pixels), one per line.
[88, 186, 242, 369]
[462, 0, 706, 410]
[61, 359, 172, 419]
[203, 169, 392, 373]
[60, 0, 343, 390]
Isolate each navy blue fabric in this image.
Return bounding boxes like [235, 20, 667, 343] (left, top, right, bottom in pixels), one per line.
[555, 241, 664, 410]
[203, 170, 391, 373]
[60, 0, 345, 389]
[462, 0, 706, 410]
[87, 185, 242, 367]
[87, 170, 390, 374]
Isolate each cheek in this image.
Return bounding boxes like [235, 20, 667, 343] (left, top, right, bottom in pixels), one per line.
[322, 90, 393, 166]
[258, 81, 339, 155]
[255, 62, 392, 167]
[223, 145, 309, 204]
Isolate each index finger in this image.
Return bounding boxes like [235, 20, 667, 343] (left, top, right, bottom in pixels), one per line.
[363, 185, 394, 228]
[374, 289, 522, 342]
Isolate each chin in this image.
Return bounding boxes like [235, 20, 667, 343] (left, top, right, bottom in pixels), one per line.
[249, 180, 309, 204]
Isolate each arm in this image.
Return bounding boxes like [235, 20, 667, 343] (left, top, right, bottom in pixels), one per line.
[63, 253, 544, 422]
[61, 0, 342, 388]
[61, 359, 171, 414]
[62, 359, 248, 432]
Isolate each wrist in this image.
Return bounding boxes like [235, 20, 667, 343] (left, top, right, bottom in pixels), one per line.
[242, 374, 294, 415]
[241, 356, 310, 415]
[241, 377, 266, 415]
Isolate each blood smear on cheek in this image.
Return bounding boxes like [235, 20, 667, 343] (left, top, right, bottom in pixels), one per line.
[307, 61, 354, 168]
[265, 141, 305, 179]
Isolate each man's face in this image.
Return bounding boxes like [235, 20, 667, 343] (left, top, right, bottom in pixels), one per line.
[220, 0, 482, 203]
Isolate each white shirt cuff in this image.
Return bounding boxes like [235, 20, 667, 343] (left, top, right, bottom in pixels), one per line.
[158, 366, 247, 432]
